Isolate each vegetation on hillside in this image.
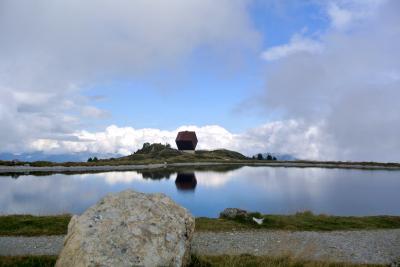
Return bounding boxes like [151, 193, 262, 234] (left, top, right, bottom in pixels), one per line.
[121, 143, 248, 163]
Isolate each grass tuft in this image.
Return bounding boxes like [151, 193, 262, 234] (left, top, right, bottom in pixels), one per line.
[196, 211, 400, 232]
[0, 215, 71, 236]
[0, 256, 57, 267]
[0, 255, 384, 267]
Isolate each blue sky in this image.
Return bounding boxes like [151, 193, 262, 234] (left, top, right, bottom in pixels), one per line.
[0, 0, 399, 161]
[83, 1, 329, 132]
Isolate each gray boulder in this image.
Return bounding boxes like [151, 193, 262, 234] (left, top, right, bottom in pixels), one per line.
[56, 190, 195, 267]
[219, 208, 248, 219]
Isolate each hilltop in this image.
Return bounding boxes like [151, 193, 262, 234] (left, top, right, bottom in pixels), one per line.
[118, 143, 248, 163]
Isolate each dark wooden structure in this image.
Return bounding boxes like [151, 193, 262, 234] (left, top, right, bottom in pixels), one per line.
[175, 131, 198, 151]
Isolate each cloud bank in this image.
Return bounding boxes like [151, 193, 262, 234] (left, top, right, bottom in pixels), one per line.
[259, 0, 400, 161]
[261, 32, 323, 61]
[28, 121, 327, 159]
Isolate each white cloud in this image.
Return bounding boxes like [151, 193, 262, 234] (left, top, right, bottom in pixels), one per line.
[327, 0, 388, 30]
[195, 171, 238, 188]
[328, 2, 353, 29]
[80, 106, 109, 119]
[29, 121, 331, 160]
[79, 172, 147, 185]
[261, 33, 323, 61]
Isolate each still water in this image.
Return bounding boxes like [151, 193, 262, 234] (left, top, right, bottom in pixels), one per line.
[0, 166, 399, 217]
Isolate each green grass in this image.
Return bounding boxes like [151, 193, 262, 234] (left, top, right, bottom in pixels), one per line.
[188, 255, 384, 267]
[1, 212, 400, 237]
[0, 255, 383, 267]
[0, 255, 384, 267]
[0, 256, 57, 267]
[0, 215, 71, 236]
[196, 211, 400, 232]
[195, 217, 253, 232]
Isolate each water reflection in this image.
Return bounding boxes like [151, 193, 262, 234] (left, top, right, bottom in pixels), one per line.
[138, 169, 174, 180]
[0, 166, 399, 217]
[175, 172, 197, 191]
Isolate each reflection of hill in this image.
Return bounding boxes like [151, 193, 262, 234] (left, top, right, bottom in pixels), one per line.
[0, 164, 244, 180]
[0, 172, 54, 178]
[136, 164, 243, 181]
[137, 169, 176, 180]
[175, 172, 197, 191]
[188, 164, 243, 173]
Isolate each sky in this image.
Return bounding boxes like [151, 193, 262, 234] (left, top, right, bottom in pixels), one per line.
[0, 0, 399, 161]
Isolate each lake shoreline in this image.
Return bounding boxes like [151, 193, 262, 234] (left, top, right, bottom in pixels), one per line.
[2, 213, 400, 236]
[1, 161, 400, 174]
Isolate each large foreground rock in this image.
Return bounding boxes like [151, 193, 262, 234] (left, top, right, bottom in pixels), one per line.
[56, 190, 195, 267]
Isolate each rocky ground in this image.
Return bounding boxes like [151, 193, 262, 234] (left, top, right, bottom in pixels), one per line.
[0, 236, 63, 256]
[192, 229, 400, 265]
[1, 229, 399, 265]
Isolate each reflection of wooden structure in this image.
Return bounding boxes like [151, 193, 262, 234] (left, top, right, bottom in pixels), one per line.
[175, 131, 198, 153]
[175, 172, 197, 191]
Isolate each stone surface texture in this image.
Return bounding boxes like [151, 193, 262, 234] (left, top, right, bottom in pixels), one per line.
[219, 208, 248, 219]
[55, 190, 195, 267]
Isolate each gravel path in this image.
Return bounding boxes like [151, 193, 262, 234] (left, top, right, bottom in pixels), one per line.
[0, 236, 64, 256]
[192, 230, 400, 264]
[1, 230, 399, 264]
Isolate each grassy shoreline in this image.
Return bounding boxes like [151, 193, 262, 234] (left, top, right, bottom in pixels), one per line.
[1, 160, 400, 177]
[1, 212, 400, 236]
